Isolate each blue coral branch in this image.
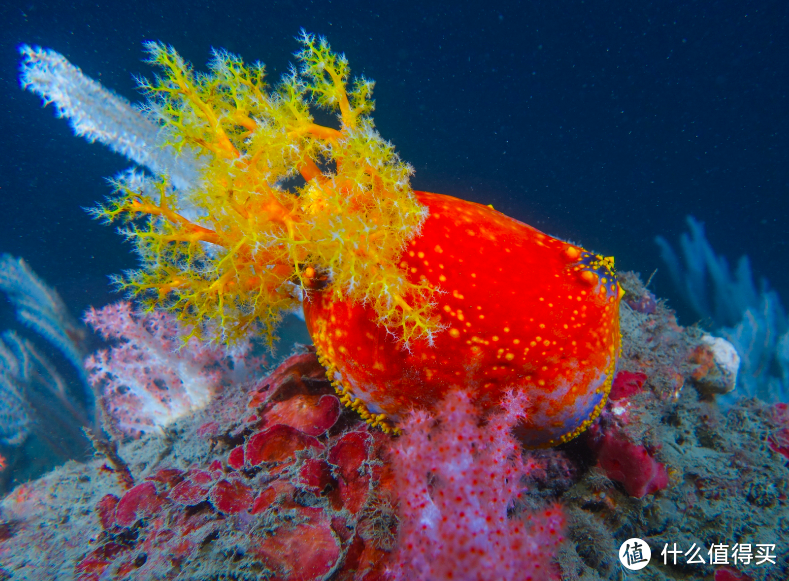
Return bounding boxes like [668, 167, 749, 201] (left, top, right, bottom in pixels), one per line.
[0, 255, 97, 435]
[0, 333, 32, 446]
[656, 217, 789, 404]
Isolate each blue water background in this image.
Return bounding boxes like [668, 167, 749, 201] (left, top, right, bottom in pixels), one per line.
[0, 0, 787, 333]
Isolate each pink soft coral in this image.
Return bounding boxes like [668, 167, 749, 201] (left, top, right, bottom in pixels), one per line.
[388, 390, 565, 581]
[84, 302, 263, 436]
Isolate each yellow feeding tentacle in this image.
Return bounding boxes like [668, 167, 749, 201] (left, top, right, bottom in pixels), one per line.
[95, 32, 436, 347]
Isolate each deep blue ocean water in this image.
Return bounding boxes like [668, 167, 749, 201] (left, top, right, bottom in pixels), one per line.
[0, 0, 787, 342]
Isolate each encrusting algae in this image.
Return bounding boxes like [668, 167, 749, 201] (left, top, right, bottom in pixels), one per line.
[94, 32, 623, 445]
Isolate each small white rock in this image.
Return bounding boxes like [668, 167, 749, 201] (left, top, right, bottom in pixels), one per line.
[696, 334, 740, 394]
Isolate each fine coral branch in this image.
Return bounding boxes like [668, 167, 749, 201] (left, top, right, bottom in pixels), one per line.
[85, 427, 134, 490]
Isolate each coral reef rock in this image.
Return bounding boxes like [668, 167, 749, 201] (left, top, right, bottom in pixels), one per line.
[1, 272, 788, 581]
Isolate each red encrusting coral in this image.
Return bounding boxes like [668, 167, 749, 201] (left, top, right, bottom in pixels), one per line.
[295, 458, 334, 494]
[67, 350, 413, 580]
[587, 375, 671, 499]
[589, 425, 669, 498]
[245, 424, 325, 466]
[586, 364, 672, 499]
[250, 479, 298, 515]
[609, 370, 648, 401]
[226, 445, 245, 470]
[255, 507, 342, 581]
[714, 565, 755, 581]
[167, 476, 210, 506]
[769, 402, 789, 461]
[209, 477, 255, 514]
[95, 494, 119, 530]
[328, 431, 373, 515]
[113, 481, 162, 527]
[266, 393, 341, 436]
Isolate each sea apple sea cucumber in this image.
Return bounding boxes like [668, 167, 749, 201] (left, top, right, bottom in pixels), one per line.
[306, 191, 623, 446]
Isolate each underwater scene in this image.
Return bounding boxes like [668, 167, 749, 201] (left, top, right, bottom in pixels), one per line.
[0, 1, 788, 580]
